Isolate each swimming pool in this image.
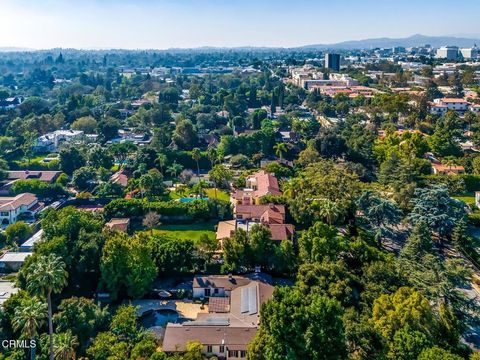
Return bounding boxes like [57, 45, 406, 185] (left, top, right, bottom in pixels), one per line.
[140, 309, 179, 328]
[178, 197, 209, 203]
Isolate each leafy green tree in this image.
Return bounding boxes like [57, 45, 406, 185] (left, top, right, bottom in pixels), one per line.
[95, 182, 124, 198]
[87, 144, 114, 169]
[248, 287, 347, 360]
[5, 221, 32, 246]
[130, 337, 157, 360]
[288, 160, 360, 226]
[299, 221, 345, 263]
[173, 119, 198, 150]
[87, 331, 129, 360]
[148, 236, 195, 274]
[139, 169, 165, 199]
[370, 287, 435, 342]
[428, 111, 463, 157]
[223, 228, 250, 271]
[155, 153, 168, 174]
[59, 146, 86, 175]
[71, 116, 97, 133]
[97, 117, 120, 142]
[54, 297, 109, 353]
[387, 325, 432, 360]
[26, 254, 68, 360]
[109, 305, 138, 343]
[100, 233, 156, 300]
[417, 346, 463, 360]
[72, 166, 97, 190]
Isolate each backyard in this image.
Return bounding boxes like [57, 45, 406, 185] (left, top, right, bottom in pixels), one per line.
[140, 221, 217, 243]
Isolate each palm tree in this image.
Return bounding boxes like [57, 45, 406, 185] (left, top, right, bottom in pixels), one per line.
[156, 153, 168, 174]
[207, 147, 218, 168]
[12, 297, 47, 360]
[139, 172, 153, 199]
[443, 156, 458, 172]
[53, 331, 78, 360]
[192, 180, 207, 198]
[208, 164, 232, 200]
[26, 254, 68, 360]
[282, 178, 301, 200]
[167, 161, 183, 179]
[273, 143, 288, 161]
[315, 199, 341, 225]
[191, 148, 202, 176]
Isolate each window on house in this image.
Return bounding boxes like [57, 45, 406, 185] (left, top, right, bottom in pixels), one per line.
[205, 288, 211, 297]
[207, 345, 212, 353]
[220, 346, 225, 353]
[214, 288, 219, 294]
[241, 350, 247, 357]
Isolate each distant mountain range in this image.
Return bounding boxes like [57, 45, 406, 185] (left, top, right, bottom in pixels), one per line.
[1, 34, 480, 52]
[299, 34, 480, 50]
[0, 47, 32, 52]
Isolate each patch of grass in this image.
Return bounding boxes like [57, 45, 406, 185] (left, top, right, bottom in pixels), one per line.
[453, 192, 476, 206]
[167, 188, 230, 202]
[204, 188, 230, 202]
[141, 221, 217, 243]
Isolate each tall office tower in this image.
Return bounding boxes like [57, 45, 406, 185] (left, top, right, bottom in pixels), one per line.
[325, 53, 341, 71]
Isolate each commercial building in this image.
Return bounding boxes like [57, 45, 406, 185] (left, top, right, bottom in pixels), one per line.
[460, 46, 479, 59]
[325, 53, 341, 71]
[436, 46, 459, 60]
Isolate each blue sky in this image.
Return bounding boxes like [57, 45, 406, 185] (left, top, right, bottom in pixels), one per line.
[1, 0, 479, 49]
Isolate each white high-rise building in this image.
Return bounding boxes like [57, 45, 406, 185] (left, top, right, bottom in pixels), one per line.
[436, 46, 459, 60]
[460, 45, 479, 59]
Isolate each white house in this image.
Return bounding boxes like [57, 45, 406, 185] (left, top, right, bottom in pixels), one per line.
[430, 98, 470, 115]
[33, 130, 85, 152]
[0, 193, 42, 226]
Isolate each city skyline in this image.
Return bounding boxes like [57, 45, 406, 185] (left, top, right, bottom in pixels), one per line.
[1, 0, 480, 50]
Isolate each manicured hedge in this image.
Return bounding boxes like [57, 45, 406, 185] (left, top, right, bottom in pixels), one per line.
[104, 198, 231, 222]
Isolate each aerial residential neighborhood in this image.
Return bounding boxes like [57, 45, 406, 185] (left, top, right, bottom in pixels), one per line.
[0, 1, 480, 360]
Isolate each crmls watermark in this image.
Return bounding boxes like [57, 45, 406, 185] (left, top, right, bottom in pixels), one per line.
[2, 339, 36, 349]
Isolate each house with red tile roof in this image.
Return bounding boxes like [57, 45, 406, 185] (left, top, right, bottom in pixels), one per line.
[231, 170, 282, 205]
[110, 169, 130, 187]
[216, 204, 294, 245]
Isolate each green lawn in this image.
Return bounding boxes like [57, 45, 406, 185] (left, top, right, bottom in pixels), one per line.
[168, 188, 230, 202]
[453, 193, 476, 206]
[205, 188, 230, 202]
[142, 221, 217, 243]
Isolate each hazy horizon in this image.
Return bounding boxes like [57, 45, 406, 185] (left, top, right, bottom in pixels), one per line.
[2, 0, 480, 50]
